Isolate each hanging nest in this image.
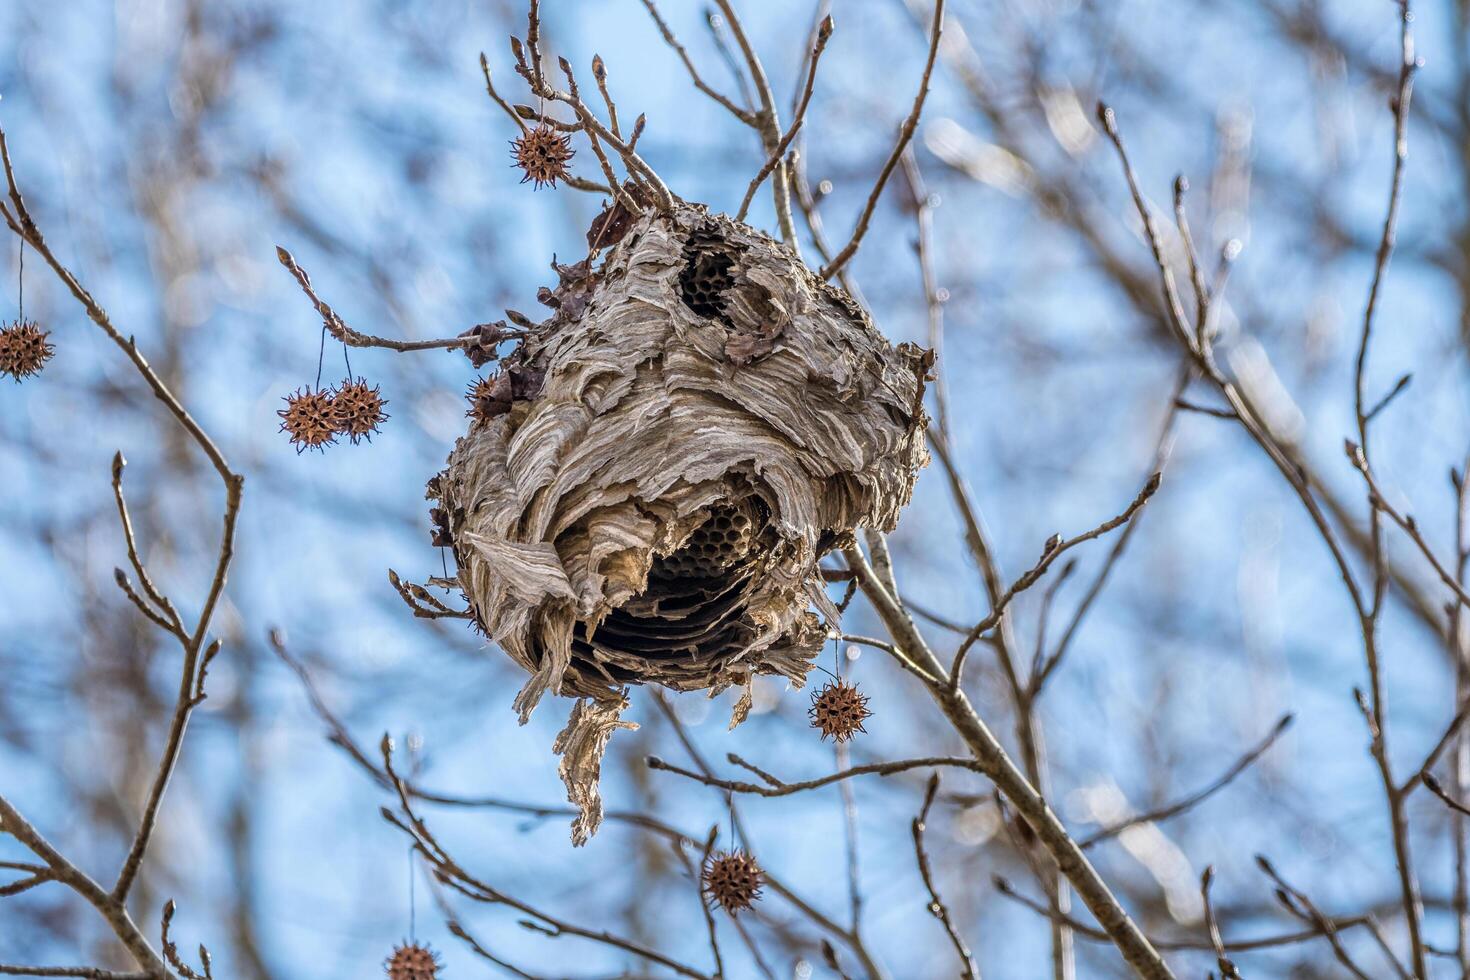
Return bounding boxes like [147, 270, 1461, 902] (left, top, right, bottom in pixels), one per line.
[428, 203, 929, 843]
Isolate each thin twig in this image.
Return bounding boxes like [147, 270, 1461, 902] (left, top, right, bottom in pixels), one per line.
[647, 753, 980, 797]
[1, 127, 241, 948]
[835, 740, 864, 937]
[1099, 103, 1370, 616]
[1365, 373, 1413, 423]
[996, 873, 1387, 955]
[480, 53, 528, 133]
[901, 146, 949, 439]
[0, 796, 168, 975]
[1079, 713, 1293, 848]
[522, 72, 675, 211]
[996, 873, 1399, 957]
[109, 451, 182, 636]
[1173, 399, 1238, 420]
[649, 693, 882, 979]
[590, 55, 621, 138]
[711, 0, 798, 247]
[275, 245, 491, 353]
[1348, 444, 1470, 610]
[1425, 773, 1470, 819]
[1200, 867, 1243, 979]
[696, 828, 726, 980]
[1450, 451, 1470, 974]
[276, 637, 862, 980]
[736, 16, 833, 221]
[951, 472, 1162, 688]
[0, 970, 152, 979]
[821, 0, 944, 278]
[1098, 6, 1425, 965]
[378, 740, 713, 980]
[1400, 694, 1470, 796]
[1035, 369, 1188, 695]
[637, 0, 756, 126]
[1172, 176, 1208, 342]
[1255, 855, 1385, 979]
[911, 775, 980, 979]
[556, 58, 643, 215]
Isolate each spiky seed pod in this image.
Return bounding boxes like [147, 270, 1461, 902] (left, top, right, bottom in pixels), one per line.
[809, 679, 872, 742]
[384, 942, 441, 980]
[465, 374, 505, 422]
[0, 319, 54, 382]
[332, 376, 389, 444]
[511, 124, 575, 189]
[277, 387, 338, 453]
[703, 849, 764, 915]
[430, 204, 928, 843]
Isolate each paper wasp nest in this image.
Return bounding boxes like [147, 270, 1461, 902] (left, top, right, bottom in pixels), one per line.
[429, 203, 928, 842]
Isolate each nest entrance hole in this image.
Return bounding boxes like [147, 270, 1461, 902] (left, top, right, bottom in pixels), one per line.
[569, 498, 770, 675]
[678, 228, 741, 322]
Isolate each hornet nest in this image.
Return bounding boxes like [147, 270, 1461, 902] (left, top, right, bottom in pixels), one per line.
[428, 203, 929, 843]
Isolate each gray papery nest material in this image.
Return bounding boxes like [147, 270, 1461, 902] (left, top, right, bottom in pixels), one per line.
[430, 203, 928, 843]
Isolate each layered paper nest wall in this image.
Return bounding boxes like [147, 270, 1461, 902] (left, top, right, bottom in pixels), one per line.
[430, 203, 928, 842]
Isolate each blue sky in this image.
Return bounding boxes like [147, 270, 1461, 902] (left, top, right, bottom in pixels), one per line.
[3, 0, 1469, 977]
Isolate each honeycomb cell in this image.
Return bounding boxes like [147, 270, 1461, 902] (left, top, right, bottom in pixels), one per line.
[678, 233, 739, 321]
[650, 499, 762, 582]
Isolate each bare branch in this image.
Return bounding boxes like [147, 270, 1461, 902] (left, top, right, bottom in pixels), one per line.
[951, 472, 1162, 688]
[1347, 443, 1470, 610]
[710, 0, 797, 247]
[0, 969, 153, 979]
[1, 124, 241, 950]
[1036, 369, 1188, 695]
[736, 15, 833, 221]
[821, 0, 944, 278]
[377, 739, 714, 980]
[1080, 713, 1293, 848]
[160, 901, 213, 980]
[480, 52, 529, 133]
[841, 548, 1173, 977]
[1425, 772, 1470, 819]
[993, 874, 1378, 954]
[275, 245, 491, 353]
[0, 129, 238, 486]
[647, 753, 980, 797]
[1174, 398, 1238, 420]
[1200, 867, 1243, 979]
[1401, 695, 1470, 796]
[637, 0, 756, 126]
[110, 452, 182, 636]
[696, 828, 726, 979]
[590, 54, 621, 139]
[0, 796, 167, 975]
[1365, 373, 1413, 424]
[1255, 855, 1387, 979]
[910, 775, 979, 979]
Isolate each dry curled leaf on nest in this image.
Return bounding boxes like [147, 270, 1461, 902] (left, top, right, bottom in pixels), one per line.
[428, 202, 929, 844]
